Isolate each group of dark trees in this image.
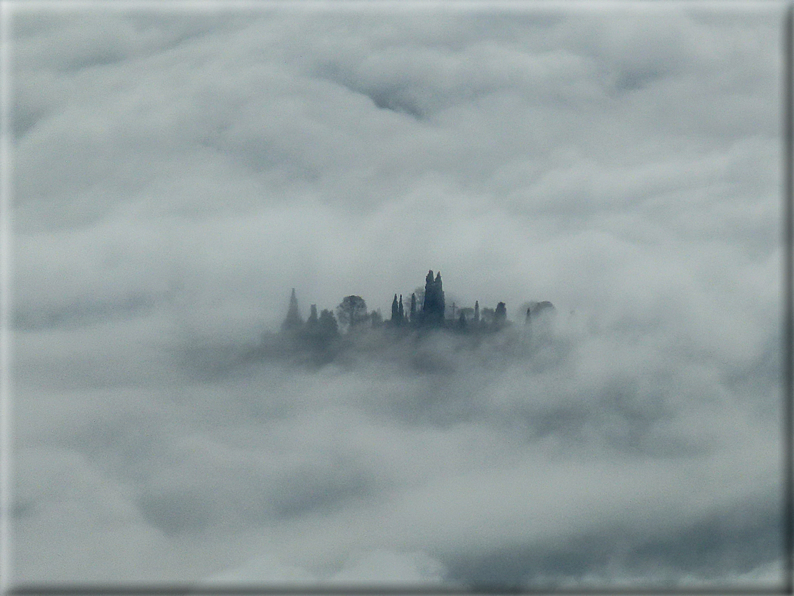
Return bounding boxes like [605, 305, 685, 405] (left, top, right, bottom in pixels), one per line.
[279, 270, 553, 339]
[282, 288, 339, 339]
[384, 270, 507, 331]
[262, 269, 556, 367]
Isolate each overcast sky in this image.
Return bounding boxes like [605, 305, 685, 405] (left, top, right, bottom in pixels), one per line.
[6, 1, 788, 588]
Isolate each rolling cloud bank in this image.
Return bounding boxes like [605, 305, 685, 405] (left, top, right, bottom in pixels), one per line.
[7, 3, 787, 588]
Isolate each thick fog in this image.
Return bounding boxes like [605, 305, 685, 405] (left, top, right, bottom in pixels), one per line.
[7, 3, 786, 589]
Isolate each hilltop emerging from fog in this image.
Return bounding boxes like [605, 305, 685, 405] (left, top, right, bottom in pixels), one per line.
[256, 270, 556, 369]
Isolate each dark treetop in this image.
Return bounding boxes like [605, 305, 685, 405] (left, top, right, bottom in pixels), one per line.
[259, 270, 555, 369]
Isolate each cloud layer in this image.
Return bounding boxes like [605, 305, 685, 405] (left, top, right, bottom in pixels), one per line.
[8, 3, 786, 588]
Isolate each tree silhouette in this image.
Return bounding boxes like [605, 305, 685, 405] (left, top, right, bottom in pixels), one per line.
[410, 293, 416, 322]
[318, 309, 338, 337]
[534, 301, 555, 316]
[391, 294, 399, 322]
[495, 302, 507, 328]
[307, 304, 318, 329]
[422, 270, 435, 320]
[336, 295, 368, 330]
[282, 288, 303, 332]
[421, 270, 445, 326]
[436, 272, 445, 321]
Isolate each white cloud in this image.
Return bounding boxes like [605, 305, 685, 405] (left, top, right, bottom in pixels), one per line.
[204, 549, 446, 585]
[8, 3, 785, 588]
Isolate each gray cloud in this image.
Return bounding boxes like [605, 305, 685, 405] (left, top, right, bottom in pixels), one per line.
[8, 2, 785, 589]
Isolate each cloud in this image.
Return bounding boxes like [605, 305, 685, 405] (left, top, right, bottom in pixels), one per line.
[8, 2, 785, 589]
[204, 549, 446, 585]
[12, 447, 170, 582]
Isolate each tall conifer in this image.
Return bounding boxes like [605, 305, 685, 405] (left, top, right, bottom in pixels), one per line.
[282, 288, 303, 331]
[391, 294, 399, 322]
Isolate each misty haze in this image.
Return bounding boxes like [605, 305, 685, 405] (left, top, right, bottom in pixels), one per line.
[7, 2, 786, 591]
[250, 269, 556, 372]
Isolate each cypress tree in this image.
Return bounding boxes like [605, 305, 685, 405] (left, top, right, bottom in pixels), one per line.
[435, 272, 445, 323]
[282, 288, 303, 332]
[423, 270, 435, 319]
[307, 304, 318, 328]
[421, 270, 446, 326]
[391, 294, 399, 322]
[495, 301, 507, 328]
